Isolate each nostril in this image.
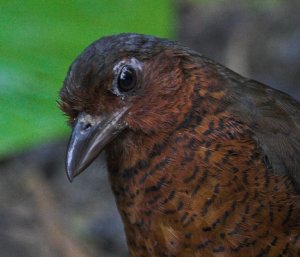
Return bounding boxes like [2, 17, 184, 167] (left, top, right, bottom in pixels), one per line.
[81, 122, 92, 131]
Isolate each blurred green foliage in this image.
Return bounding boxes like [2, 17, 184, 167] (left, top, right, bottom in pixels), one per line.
[0, 0, 174, 157]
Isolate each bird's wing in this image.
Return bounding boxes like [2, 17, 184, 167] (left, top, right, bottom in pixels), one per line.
[226, 76, 300, 191]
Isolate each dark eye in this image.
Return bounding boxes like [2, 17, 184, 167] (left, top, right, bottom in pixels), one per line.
[117, 66, 137, 92]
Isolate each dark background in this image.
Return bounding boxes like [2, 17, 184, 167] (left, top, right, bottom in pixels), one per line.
[1, 1, 299, 256]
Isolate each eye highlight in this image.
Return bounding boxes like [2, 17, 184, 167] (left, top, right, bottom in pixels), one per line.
[117, 66, 137, 93]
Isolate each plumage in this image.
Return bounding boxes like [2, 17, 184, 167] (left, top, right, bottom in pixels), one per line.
[59, 33, 300, 256]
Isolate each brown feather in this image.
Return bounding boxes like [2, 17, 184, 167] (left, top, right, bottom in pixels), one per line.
[60, 33, 300, 256]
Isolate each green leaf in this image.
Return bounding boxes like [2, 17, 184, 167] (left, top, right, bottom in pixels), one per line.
[0, 0, 174, 157]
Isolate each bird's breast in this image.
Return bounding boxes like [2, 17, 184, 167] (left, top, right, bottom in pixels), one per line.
[107, 111, 300, 256]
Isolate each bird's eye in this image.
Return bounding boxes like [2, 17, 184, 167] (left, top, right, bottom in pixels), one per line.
[117, 66, 137, 93]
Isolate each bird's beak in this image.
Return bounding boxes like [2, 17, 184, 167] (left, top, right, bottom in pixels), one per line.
[66, 108, 128, 182]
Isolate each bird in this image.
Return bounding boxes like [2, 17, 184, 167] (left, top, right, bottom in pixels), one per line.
[59, 33, 300, 256]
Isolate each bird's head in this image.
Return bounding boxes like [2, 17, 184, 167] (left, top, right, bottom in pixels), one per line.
[59, 33, 200, 181]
